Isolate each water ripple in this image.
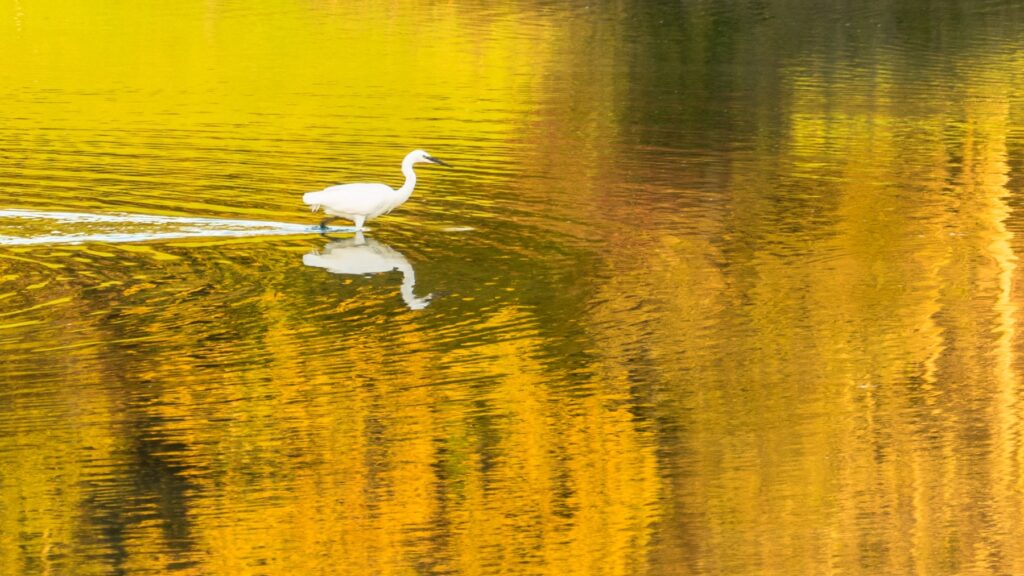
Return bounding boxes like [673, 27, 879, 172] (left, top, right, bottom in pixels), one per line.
[0, 209, 350, 245]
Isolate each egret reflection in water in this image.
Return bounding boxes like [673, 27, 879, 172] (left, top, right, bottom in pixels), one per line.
[303, 233, 432, 310]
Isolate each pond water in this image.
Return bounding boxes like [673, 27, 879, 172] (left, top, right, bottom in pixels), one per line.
[2, 1, 1024, 574]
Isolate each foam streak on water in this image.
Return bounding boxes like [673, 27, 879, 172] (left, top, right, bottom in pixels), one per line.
[0, 209, 352, 245]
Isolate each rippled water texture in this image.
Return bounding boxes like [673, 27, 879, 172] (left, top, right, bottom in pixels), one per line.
[3, 1, 1024, 574]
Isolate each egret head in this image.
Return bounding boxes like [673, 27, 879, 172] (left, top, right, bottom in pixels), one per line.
[407, 149, 451, 167]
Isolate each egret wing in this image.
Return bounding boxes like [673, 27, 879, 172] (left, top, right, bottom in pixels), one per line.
[304, 183, 394, 216]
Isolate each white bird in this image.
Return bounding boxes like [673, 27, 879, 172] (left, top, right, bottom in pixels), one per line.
[303, 149, 450, 230]
[303, 233, 432, 310]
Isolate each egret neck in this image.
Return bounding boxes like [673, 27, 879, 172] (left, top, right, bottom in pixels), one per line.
[395, 154, 419, 207]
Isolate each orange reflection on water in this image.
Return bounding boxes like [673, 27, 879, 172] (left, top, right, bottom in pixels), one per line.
[3, 1, 1024, 575]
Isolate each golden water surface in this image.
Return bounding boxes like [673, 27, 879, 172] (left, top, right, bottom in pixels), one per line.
[2, 1, 1024, 574]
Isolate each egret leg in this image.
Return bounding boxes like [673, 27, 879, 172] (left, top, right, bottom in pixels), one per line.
[318, 216, 341, 230]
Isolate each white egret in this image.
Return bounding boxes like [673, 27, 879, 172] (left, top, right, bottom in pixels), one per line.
[303, 233, 432, 310]
[303, 149, 450, 230]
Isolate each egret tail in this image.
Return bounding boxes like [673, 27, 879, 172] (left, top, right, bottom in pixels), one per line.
[302, 191, 322, 212]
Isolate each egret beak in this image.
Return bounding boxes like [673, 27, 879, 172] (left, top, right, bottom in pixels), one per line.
[426, 155, 451, 167]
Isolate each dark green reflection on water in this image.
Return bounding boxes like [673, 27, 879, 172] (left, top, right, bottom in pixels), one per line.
[2, 1, 1024, 575]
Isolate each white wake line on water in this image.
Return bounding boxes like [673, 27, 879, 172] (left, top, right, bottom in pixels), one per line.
[0, 209, 356, 246]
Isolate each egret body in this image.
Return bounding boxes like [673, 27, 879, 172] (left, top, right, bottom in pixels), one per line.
[303, 149, 449, 230]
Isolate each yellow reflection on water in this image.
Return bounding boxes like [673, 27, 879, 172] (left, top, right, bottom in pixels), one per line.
[3, 1, 1024, 575]
[0, 0, 556, 222]
[575, 48, 1024, 574]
